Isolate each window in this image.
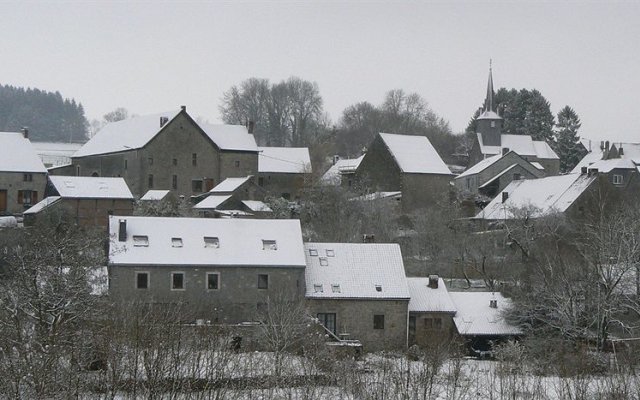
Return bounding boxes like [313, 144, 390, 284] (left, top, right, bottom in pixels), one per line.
[171, 237, 183, 247]
[262, 240, 277, 250]
[235, 160, 240, 168]
[258, 274, 269, 289]
[424, 317, 442, 330]
[23, 173, 32, 182]
[491, 121, 496, 128]
[148, 174, 154, 189]
[326, 249, 335, 257]
[206, 273, 220, 290]
[308, 248, 318, 256]
[124, 159, 128, 170]
[319, 257, 329, 266]
[258, 177, 264, 186]
[76, 165, 80, 176]
[136, 272, 149, 289]
[373, 315, 385, 329]
[171, 272, 185, 290]
[375, 285, 382, 292]
[204, 237, 220, 248]
[17, 190, 37, 205]
[613, 174, 624, 185]
[317, 313, 336, 335]
[331, 284, 341, 293]
[192, 153, 197, 166]
[173, 158, 178, 166]
[192, 180, 203, 193]
[172, 175, 178, 190]
[148, 157, 153, 165]
[133, 235, 149, 247]
[313, 284, 323, 293]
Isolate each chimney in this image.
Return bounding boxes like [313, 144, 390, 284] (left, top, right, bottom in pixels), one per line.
[363, 234, 375, 243]
[332, 155, 340, 165]
[180, 105, 186, 112]
[502, 147, 510, 156]
[581, 166, 588, 174]
[489, 299, 498, 308]
[589, 168, 599, 176]
[118, 219, 127, 242]
[600, 141, 605, 151]
[619, 146, 624, 156]
[502, 192, 509, 203]
[160, 116, 169, 127]
[247, 120, 255, 134]
[21, 127, 29, 139]
[428, 275, 439, 289]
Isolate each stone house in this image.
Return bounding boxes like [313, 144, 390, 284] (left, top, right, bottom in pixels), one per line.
[193, 176, 272, 218]
[468, 67, 560, 175]
[454, 150, 545, 199]
[24, 176, 134, 228]
[321, 155, 364, 188]
[107, 216, 306, 323]
[355, 133, 454, 212]
[304, 242, 410, 352]
[258, 147, 311, 200]
[407, 276, 457, 347]
[0, 130, 48, 215]
[61, 107, 259, 198]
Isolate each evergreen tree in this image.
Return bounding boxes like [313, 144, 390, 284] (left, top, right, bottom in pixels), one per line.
[554, 106, 586, 173]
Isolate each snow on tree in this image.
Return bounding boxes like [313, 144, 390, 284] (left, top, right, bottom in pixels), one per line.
[554, 105, 587, 173]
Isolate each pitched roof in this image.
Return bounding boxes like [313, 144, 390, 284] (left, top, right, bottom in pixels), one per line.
[49, 176, 134, 199]
[407, 277, 457, 313]
[456, 154, 502, 179]
[304, 242, 410, 300]
[209, 176, 252, 194]
[477, 164, 518, 189]
[242, 200, 272, 212]
[477, 133, 559, 160]
[23, 196, 62, 215]
[476, 173, 595, 219]
[0, 132, 47, 173]
[585, 158, 637, 173]
[258, 147, 311, 173]
[449, 292, 522, 336]
[109, 216, 306, 267]
[321, 155, 364, 185]
[199, 122, 259, 152]
[140, 190, 171, 201]
[193, 195, 232, 209]
[379, 133, 452, 175]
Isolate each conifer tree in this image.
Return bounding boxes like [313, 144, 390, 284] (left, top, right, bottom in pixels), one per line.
[554, 106, 585, 173]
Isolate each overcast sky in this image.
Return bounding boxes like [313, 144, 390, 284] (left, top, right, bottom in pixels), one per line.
[1, 1, 638, 144]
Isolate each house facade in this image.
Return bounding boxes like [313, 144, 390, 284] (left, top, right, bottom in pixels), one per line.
[407, 276, 457, 347]
[0, 131, 48, 215]
[108, 216, 306, 323]
[257, 147, 311, 200]
[61, 107, 259, 198]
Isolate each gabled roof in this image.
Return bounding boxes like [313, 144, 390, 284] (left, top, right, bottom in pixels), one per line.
[49, 176, 134, 199]
[449, 292, 522, 336]
[456, 154, 502, 179]
[242, 200, 272, 212]
[477, 164, 518, 189]
[477, 133, 559, 160]
[407, 277, 457, 313]
[321, 156, 364, 185]
[0, 132, 47, 173]
[258, 147, 311, 173]
[379, 133, 452, 175]
[23, 196, 62, 215]
[476, 173, 595, 220]
[585, 158, 637, 173]
[109, 216, 306, 267]
[199, 122, 259, 152]
[304, 242, 410, 300]
[209, 176, 252, 194]
[74, 110, 182, 157]
[140, 190, 171, 201]
[193, 195, 232, 210]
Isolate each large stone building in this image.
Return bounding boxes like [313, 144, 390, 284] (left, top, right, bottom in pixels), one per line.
[60, 107, 259, 198]
[355, 133, 454, 211]
[468, 67, 560, 175]
[0, 130, 48, 215]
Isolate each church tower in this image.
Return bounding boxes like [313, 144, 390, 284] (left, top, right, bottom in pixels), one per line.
[476, 62, 503, 146]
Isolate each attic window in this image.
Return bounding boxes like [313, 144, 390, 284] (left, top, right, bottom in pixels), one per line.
[331, 284, 341, 293]
[308, 249, 318, 256]
[375, 285, 382, 292]
[172, 238, 183, 247]
[326, 249, 335, 257]
[319, 257, 329, 266]
[133, 235, 149, 247]
[204, 237, 220, 248]
[314, 284, 323, 293]
[262, 240, 277, 250]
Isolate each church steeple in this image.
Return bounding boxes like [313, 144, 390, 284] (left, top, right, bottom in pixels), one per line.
[476, 60, 503, 146]
[484, 60, 496, 113]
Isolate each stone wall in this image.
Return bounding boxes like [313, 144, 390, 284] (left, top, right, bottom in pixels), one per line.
[0, 171, 48, 214]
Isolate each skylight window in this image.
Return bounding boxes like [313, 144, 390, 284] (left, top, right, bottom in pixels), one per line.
[309, 249, 318, 256]
[319, 257, 329, 266]
[326, 249, 335, 257]
[314, 284, 323, 293]
[331, 284, 341, 293]
[133, 235, 149, 247]
[262, 240, 277, 250]
[375, 285, 382, 292]
[204, 237, 220, 248]
[171, 238, 183, 248]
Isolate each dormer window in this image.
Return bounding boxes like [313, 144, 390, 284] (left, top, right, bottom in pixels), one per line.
[326, 249, 335, 257]
[204, 237, 220, 248]
[133, 235, 149, 247]
[319, 257, 329, 266]
[375, 285, 382, 292]
[262, 240, 277, 250]
[331, 284, 341, 293]
[491, 121, 496, 128]
[309, 249, 318, 256]
[314, 284, 323, 293]
[171, 238, 183, 248]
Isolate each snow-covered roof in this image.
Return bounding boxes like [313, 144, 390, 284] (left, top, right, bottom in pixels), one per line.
[379, 133, 452, 175]
[477, 110, 502, 120]
[531, 162, 544, 170]
[0, 132, 48, 173]
[407, 277, 457, 313]
[304, 242, 410, 300]
[456, 154, 502, 179]
[477, 164, 518, 189]
[350, 191, 402, 202]
[193, 195, 232, 209]
[199, 122, 258, 152]
[23, 196, 61, 215]
[476, 173, 595, 220]
[49, 176, 134, 199]
[258, 147, 311, 174]
[449, 292, 522, 336]
[109, 216, 306, 267]
[477, 133, 559, 160]
[242, 200, 272, 212]
[585, 158, 637, 173]
[209, 176, 252, 194]
[140, 190, 171, 201]
[74, 110, 181, 157]
[571, 149, 603, 173]
[321, 156, 364, 185]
